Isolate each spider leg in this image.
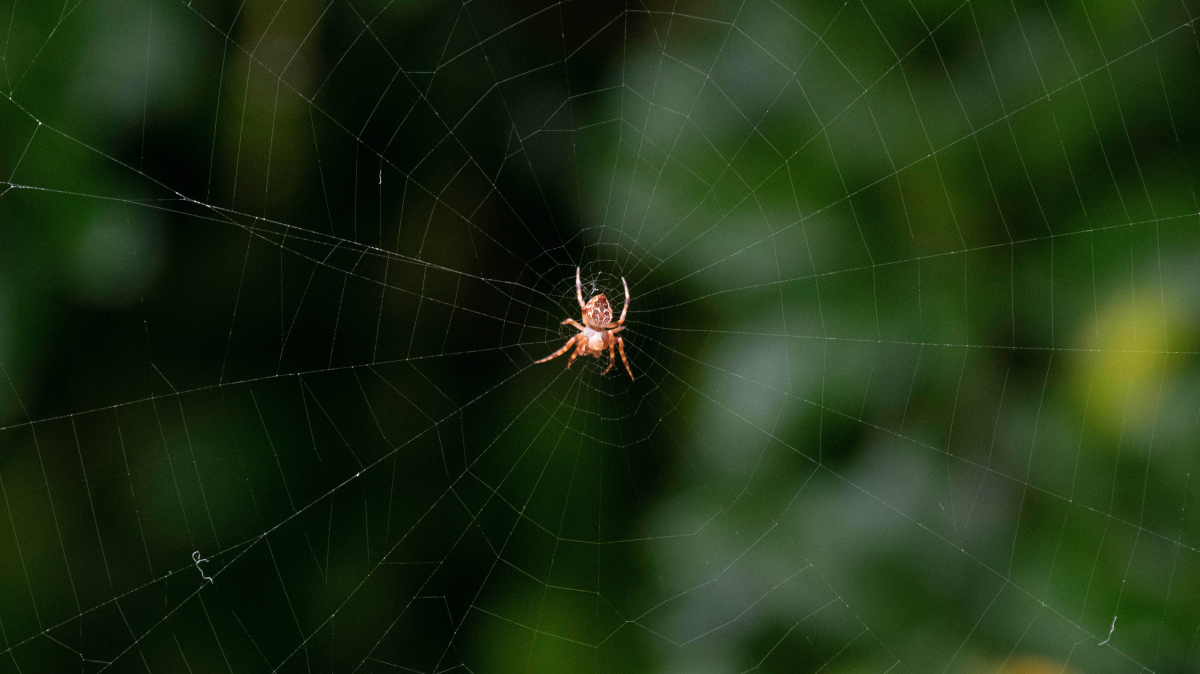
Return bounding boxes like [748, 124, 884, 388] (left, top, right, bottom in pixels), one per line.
[535, 335, 581, 364]
[575, 266, 585, 311]
[601, 335, 616, 375]
[562, 318, 586, 331]
[617, 336, 633, 380]
[608, 325, 625, 335]
[565, 335, 586, 369]
[613, 276, 630, 326]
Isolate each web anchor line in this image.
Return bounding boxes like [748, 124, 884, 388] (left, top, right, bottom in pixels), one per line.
[1098, 616, 1116, 646]
[192, 551, 213, 584]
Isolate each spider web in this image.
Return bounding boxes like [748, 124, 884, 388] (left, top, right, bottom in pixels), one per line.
[1, 0, 1199, 672]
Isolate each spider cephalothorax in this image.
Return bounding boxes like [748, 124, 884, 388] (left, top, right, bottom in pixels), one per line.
[535, 267, 634, 379]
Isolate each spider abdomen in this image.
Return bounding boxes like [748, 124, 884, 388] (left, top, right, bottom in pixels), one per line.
[584, 294, 612, 329]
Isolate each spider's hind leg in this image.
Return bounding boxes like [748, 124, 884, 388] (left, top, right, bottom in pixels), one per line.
[602, 339, 616, 375]
[566, 335, 587, 369]
[536, 335, 582, 365]
[617, 336, 634, 380]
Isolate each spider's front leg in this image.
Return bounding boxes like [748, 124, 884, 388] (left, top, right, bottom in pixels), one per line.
[575, 266, 585, 311]
[614, 276, 630, 327]
[562, 318, 586, 331]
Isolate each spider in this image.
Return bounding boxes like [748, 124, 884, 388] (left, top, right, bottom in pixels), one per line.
[535, 267, 634, 380]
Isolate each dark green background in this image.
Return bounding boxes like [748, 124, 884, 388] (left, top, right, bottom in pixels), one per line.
[1, 0, 1198, 672]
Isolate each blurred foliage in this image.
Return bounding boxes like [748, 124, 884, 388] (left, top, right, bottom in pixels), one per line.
[0, 0, 1198, 672]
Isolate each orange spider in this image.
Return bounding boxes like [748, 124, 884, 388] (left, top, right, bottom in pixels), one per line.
[535, 267, 634, 380]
